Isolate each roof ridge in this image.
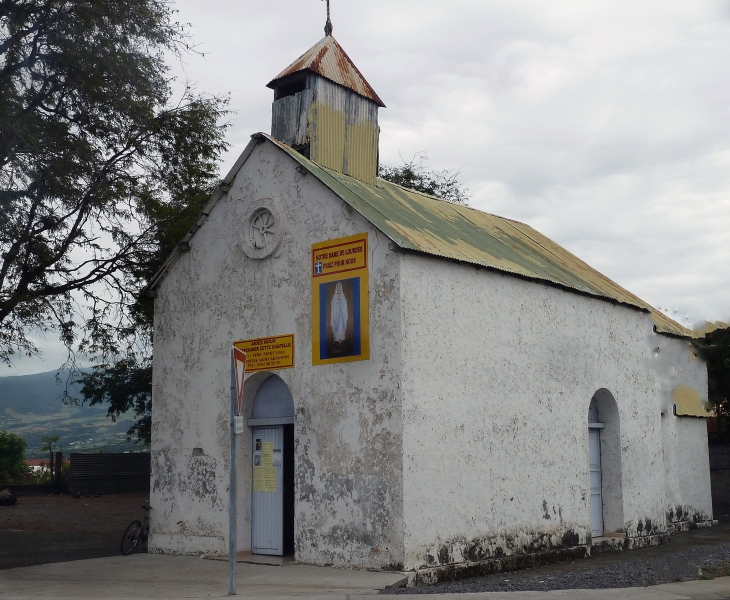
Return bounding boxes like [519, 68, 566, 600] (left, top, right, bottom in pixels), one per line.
[268, 36, 385, 107]
[376, 176, 536, 227]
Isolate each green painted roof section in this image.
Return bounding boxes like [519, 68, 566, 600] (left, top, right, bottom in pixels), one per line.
[264, 134, 692, 338]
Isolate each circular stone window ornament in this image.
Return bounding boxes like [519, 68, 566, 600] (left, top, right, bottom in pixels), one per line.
[240, 198, 287, 259]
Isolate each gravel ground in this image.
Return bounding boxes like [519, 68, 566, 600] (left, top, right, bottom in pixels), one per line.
[384, 543, 730, 594]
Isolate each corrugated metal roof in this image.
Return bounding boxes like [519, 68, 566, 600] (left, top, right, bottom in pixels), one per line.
[264, 134, 693, 338]
[143, 133, 693, 338]
[268, 36, 385, 107]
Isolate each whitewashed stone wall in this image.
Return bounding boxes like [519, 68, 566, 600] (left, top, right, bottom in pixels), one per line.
[149, 140, 404, 569]
[148, 138, 711, 572]
[398, 254, 710, 571]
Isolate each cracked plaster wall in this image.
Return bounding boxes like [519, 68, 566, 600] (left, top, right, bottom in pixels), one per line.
[398, 255, 709, 571]
[149, 141, 404, 568]
[654, 337, 712, 525]
[146, 139, 711, 572]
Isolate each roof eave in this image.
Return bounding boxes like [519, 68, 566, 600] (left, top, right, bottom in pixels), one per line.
[266, 35, 386, 107]
[653, 325, 699, 340]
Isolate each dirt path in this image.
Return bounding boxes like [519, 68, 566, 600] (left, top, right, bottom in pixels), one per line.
[0, 491, 148, 569]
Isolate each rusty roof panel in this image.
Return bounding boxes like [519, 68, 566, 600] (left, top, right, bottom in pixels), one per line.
[264, 134, 693, 338]
[268, 36, 385, 107]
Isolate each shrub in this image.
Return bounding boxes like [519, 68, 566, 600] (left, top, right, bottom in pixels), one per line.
[0, 432, 29, 483]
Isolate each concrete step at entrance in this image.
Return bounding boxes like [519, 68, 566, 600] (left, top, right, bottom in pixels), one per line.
[204, 551, 296, 566]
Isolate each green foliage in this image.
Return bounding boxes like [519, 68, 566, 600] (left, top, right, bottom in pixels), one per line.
[40, 433, 60, 463]
[694, 326, 730, 441]
[0, 0, 229, 366]
[0, 0, 229, 441]
[0, 430, 28, 483]
[77, 357, 152, 444]
[40, 434, 60, 452]
[379, 153, 469, 205]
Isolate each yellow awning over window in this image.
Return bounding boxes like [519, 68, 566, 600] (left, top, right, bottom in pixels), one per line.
[672, 385, 712, 418]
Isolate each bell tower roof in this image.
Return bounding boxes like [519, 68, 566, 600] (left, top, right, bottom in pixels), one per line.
[267, 36, 385, 107]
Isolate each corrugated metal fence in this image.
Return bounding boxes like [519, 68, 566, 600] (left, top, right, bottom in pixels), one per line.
[709, 445, 730, 513]
[710, 445, 730, 467]
[69, 453, 150, 495]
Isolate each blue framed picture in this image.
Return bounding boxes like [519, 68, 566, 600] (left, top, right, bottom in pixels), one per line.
[318, 276, 361, 361]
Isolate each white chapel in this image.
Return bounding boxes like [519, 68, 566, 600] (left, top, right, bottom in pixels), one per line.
[144, 28, 714, 581]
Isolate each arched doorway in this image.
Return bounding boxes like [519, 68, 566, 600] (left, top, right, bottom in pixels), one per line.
[249, 374, 295, 556]
[588, 389, 623, 538]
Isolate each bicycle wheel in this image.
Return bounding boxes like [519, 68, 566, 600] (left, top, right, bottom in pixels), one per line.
[121, 520, 143, 555]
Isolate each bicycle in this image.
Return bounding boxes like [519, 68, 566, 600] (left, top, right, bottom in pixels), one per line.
[121, 503, 151, 555]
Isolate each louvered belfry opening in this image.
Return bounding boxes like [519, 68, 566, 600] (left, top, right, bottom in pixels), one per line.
[267, 35, 385, 185]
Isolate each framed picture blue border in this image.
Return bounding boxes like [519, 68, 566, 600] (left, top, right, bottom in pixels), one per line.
[319, 276, 361, 361]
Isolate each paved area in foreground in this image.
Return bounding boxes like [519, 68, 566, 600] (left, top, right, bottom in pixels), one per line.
[1, 554, 730, 599]
[0, 553, 406, 598]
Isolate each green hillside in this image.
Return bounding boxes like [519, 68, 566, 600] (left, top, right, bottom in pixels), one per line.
[0, 370, 147, 457]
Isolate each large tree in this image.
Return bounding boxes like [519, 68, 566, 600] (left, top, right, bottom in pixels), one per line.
[0, 0, 228, 369]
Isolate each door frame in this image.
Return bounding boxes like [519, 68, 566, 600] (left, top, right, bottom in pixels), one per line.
[251, 427, 284, 555]
[588, 421, 605, 537]
[249, 421, 295, 556]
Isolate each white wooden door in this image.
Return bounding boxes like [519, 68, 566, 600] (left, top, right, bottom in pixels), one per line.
[589, 427, 604, 537]
[252, 427, 284, 555]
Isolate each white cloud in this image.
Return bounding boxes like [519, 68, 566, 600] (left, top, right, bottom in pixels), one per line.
[0, 334, 75, 377]
[8, 0, 730, 375]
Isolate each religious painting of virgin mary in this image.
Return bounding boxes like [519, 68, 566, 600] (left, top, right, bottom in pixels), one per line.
[319, 277, 361, 359]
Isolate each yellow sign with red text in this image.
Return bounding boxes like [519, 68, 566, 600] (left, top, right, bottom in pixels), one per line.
[312, 234, 367, 278]
[233, 334, 294, 372]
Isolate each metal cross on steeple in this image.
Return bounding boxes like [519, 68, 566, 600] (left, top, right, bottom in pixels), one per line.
[323, 0, 333, 36]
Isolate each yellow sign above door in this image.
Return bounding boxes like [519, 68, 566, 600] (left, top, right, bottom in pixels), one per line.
[233, 334, 294, 372]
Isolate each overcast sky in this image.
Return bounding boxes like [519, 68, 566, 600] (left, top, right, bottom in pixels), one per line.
[4, 0, 730, 375]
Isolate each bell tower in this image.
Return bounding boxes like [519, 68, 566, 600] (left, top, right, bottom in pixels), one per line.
[267, 34, 385, 185]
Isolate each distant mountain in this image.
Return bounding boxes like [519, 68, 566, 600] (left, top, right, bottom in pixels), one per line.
[0, 370, 146, 458]
[0, 369, 87, 415]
